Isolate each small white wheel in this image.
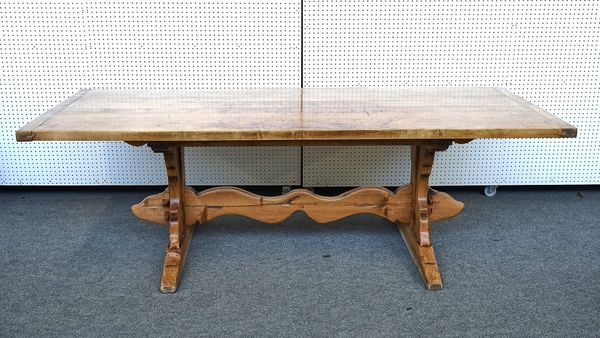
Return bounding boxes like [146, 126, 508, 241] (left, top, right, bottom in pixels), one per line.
[484, 185, 498, 197]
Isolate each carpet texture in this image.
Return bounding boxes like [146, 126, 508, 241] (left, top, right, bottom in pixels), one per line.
[1, 186, 599, 337]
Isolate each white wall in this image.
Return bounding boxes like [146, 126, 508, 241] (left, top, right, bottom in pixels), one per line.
[302, 1, 599, 186]
[0, 1, 302, 185]
[1, 1, 598, 186]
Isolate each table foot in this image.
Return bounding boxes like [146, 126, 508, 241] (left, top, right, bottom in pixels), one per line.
[398, 221, 442, 290]
[160, 223, 195, 293]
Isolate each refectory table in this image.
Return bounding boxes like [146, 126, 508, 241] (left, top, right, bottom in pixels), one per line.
[16, 88, 577, 292]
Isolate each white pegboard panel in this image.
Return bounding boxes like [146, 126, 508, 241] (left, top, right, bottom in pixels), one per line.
[303, 146, 412, 187]
[2, 1, 598, 187]
[303, 0, 599, 186]
[1, 1, 301, 185]
[186, 147, 300, 185]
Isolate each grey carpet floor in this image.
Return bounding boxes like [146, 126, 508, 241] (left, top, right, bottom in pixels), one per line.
[1, 186, 599, 337]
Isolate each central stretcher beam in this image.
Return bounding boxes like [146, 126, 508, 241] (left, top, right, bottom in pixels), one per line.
[132, 185, 463, 226]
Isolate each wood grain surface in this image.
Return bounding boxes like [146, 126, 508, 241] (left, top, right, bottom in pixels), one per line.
[131, 185, 464, 226]
[16, 88, 576, 142]
[155, 145, 194, 293]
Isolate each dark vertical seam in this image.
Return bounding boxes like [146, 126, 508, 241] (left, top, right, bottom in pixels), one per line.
[300, 0, 304, 187]
[300, 0, 304, 88]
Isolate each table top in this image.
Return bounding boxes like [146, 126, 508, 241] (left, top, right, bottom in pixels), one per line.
[16, 88, 576, 143]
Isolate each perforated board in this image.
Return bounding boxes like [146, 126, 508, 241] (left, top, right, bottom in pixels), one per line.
[303, 0, 599, 186]
[1, 1, 599, 187]
[0, 1, 301, 185]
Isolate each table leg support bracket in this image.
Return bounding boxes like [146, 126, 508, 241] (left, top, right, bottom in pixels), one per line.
[403, 141, 452, 289]
[152, 145, 195, 293]
[133, 141, 460, 291]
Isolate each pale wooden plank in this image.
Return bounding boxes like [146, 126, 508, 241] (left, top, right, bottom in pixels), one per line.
[16, 89, 92, 141]
[16, 88, 577, 142]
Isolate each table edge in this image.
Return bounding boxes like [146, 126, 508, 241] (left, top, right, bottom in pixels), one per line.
[16, 127, 577, 143]
[15, 87, 578, 143]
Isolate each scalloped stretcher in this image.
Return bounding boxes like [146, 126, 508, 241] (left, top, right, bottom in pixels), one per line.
[132, 185, 463, 226]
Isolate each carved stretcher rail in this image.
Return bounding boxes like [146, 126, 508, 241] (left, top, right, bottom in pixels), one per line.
[132, 185, 464, 226]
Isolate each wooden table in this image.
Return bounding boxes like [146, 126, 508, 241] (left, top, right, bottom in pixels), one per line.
[16, 88, 576, 292]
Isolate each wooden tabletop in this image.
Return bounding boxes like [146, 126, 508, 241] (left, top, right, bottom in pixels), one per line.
[16, 88, 576, 143]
